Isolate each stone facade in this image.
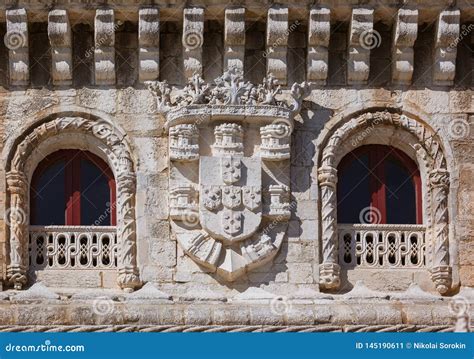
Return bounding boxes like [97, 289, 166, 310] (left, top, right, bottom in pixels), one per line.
[0, 0, 472, 332]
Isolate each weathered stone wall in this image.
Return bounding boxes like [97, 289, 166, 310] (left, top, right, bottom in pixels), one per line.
[0, 1, 472, 313]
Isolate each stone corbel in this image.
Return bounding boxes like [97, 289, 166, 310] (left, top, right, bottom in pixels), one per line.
[307, 7, 330, 85]
[169, 124, 200, 161]
[183, 8, 204, 79]
[260, 123, 291, 161]
[429, 168, 451, 294]
[6, 8, 29, 86]
[48, 9, 72, 86]
[266, 6, 289, 85]
[433, 9, 460, 86]
[139, 8, 160, 83]
[392, 8, 418, 85]
[224, 7, 245, 72]
[94, 9, 116, 85]
[348, 8, 374, 85]
[318, 165, 340, 290]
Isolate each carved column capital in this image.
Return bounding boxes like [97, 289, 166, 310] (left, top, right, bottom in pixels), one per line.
[429, 168, 450, 188]
[319, 263, 341, 290]
[431, 265, 452, 294]
[318, 166, 337, 187]
[6, 171, 28, 194]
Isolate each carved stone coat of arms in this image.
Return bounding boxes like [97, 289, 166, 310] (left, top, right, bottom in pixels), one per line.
[150, 69, 309, 280]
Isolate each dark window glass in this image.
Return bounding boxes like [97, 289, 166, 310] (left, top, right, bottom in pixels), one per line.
[337, 145, 421, 225]
[31, 160, 66, 225]
[80, 159, 111, 226]
[385, 158, 416, 224]
[30, 150, 115, 226]
[337, 154, 370, 223]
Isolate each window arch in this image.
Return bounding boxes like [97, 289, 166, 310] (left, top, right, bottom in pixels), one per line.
[30, 150, 116, 226]
[337, 145, 422, 225]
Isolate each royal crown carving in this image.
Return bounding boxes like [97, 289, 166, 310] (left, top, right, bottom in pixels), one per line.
[148, 70, 310, 280]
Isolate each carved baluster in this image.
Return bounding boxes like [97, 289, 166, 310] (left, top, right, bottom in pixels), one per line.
[139, 8, 160, 83]
[307, 7, 330, 85]
[6, 171, 28, 289]
[6, 8, 29, 86]
[348, 8, 374, 85]
[266, 6, 289, 85]
[318, 165, 340, 290]
[429, 169, 451, 294]
[433, 9, 460, 86]
[224, 7, 245, 72]
[183, 8, 204, 79]
[48, 9, 72, 86]
[392, 8, 418, 85]
[94, 9, 116, 85]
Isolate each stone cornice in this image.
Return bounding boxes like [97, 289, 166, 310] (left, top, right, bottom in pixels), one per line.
[2, 1, 474, 23]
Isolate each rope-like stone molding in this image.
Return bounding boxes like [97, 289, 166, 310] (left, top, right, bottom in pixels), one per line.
[318, 111, 450, 294]
[0, 324, 454, 333]
[6, 116, 141, 292]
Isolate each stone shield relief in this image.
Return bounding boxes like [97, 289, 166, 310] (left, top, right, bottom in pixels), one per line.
[168, 122, 292, 281]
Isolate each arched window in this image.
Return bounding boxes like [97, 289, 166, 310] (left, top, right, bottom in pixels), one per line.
[337, 145, 422, 224]
[30, 150, 116, 226]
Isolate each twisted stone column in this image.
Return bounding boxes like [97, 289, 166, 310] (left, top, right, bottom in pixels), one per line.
[6, 171, 28, 289]
[318, 165, 340, 290]
[429, 168, 451, 294]
[116, 173, 141, 292]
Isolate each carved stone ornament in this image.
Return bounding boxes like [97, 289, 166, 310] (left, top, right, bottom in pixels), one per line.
[5, 116, 141, 291]
[150, 70, 310, 281]
[318, 111, 451, 294]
